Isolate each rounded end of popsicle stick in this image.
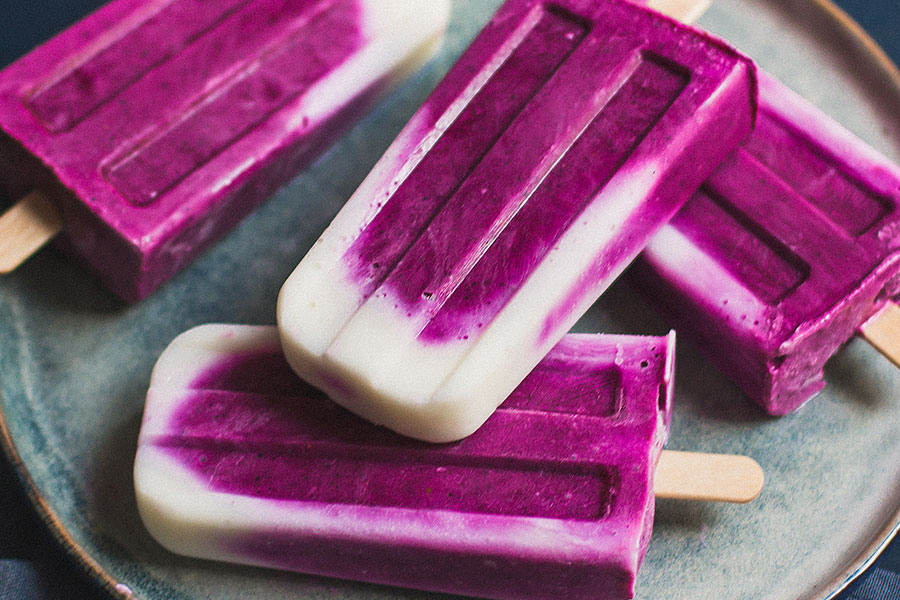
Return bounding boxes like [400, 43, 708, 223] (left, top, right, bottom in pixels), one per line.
[860, 303, 900, 370]
[645, 0, 712, 24]
[0, 190, 62, 274]
[654, 450, 765, 504]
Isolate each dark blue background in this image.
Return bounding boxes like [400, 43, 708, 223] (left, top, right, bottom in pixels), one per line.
[1, 1, 898, 599]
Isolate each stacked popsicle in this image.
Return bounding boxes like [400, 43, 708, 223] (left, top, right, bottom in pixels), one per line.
[128, 0, 774, 598]
[631, 70, 900, 414]
[0, 0, 450, 301]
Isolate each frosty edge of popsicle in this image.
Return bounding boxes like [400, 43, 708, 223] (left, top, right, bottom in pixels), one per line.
[277, 0, 758, 442]
[0, 0, 449, 300]
[631, 71, 900, 414]
[135, 324, 676, 600]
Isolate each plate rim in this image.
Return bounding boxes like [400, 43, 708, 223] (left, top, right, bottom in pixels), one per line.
[2, 1, 900, 599]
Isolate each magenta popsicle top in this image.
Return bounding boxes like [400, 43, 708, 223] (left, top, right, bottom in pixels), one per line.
[136, 325, 674, 600]
[1, 0, 359, 199]
[0, 0, 443, 300]
[633, 71, 900, 413]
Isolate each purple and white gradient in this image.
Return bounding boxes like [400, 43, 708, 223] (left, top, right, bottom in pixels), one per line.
[278, 0, 756, 442]
[135, 323, 673, 600]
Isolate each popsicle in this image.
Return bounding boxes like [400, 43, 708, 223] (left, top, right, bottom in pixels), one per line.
[277, 0, 758, 442]
[630, 71, 900, 415]
[0, 0, 450, 301]
[135, 324, 762, 600]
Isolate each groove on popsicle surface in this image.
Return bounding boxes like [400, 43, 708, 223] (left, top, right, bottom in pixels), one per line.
[150, 337, 666, 520]
[104, 0, 357, 206]
[26, 0, 250, 132]
[429, 53, 688, 344]
[671, 121, 890, 321]
[744, 108, 894, 238]
[500, 359, 621, 417]
[678, 185, 811, 304]
[186, 345, 628, 419]
[159, 423, 617, 520]
[346, 12, 689, 343]
[346, 6, 589, 311]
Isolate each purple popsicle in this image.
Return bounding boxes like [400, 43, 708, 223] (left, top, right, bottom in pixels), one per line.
[277, 0, 758, 442]
[135, 323, 675, 600]
[631, 71, 900, 414]
[0, 0, 449, 301]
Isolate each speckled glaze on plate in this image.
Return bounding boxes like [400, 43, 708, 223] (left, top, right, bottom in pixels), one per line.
[1, 1, 899, 599]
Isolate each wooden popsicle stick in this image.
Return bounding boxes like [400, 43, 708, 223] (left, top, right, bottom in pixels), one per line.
[860, 303, 900, 369]
[654, 450, 764, 503]
[0, 191, 62, 274]
[646, 0, 711, 24]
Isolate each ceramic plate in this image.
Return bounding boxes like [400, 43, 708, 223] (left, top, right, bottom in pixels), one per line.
[2, 1, 900, 599]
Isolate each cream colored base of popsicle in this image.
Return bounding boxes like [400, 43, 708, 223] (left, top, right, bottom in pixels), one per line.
[860, 303, 900, 369]
[0, 190, 62, 273]
[279, 158, 674, 442]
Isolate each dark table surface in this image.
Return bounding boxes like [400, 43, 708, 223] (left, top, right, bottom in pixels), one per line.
[1, 1, 900, 599]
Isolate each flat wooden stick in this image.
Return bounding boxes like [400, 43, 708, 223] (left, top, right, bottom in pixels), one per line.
[0, 191, 62, 274]
[654, 450, 764, 503]
[646, 0, 711, 24]
[860, 303, 900, 369]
